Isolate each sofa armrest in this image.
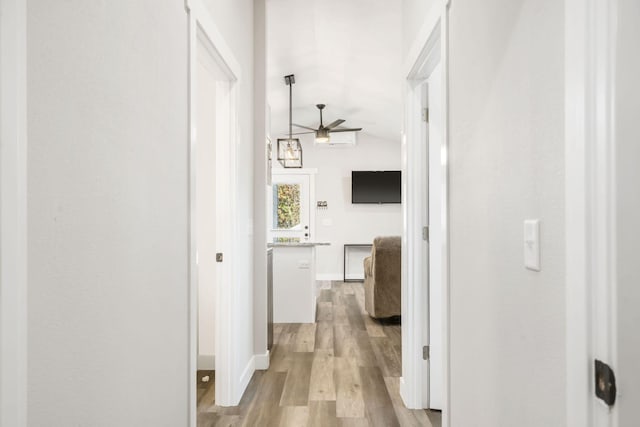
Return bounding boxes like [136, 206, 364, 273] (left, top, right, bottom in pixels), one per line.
[363, 256, 373, 278]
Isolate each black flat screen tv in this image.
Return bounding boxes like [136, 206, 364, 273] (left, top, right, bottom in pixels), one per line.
[351, 171, 401, 204]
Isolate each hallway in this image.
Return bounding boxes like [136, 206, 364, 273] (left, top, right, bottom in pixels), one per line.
[197, 281, 441, 426]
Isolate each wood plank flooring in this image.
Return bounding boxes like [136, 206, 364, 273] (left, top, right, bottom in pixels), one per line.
[197, 281, 442, 427]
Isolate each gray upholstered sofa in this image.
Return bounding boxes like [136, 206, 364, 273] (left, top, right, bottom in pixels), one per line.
[363, 236, 401, 319]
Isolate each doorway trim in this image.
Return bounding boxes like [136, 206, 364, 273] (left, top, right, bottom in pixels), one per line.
[565, 0, 618, 426]
[186, 0, 242, 423]
[401, 0, 451, 424]
[0, 0, 28, 425]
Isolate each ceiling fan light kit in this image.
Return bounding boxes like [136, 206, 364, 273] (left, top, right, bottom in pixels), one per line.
[277, 74, 303, 168]
[316, 130, 358, 147]
[315, 127, 330, 143]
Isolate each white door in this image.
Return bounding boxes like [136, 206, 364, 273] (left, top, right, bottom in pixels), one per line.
[192, 31, 234, 405]
[607, 2, 639, 424]
[270, 173, 312, 242]
[196, 46, 218, 370]
[423, 63, 444, 410]
[566, 2, 640, 425]
[615, 3, 640, 424]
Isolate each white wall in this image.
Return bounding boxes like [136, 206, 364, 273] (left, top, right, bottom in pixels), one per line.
[275, 135, 402, 279]
[402, 0, 435, 57]
[27, 0, 256, 423]
[252, 0, 269, 363]
[27, 1, 189, 425]
[447, 1, 566, 425]
[403, 0, 566, 425]
[615, 1, 640, 424]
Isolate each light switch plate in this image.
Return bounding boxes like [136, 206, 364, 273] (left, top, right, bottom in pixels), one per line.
[524, 219, 541, 271]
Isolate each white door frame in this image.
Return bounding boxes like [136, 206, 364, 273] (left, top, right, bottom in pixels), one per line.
[186, 0, 242, 422]
[565, 0, 619, 426]
[0, 0, 28, 426]
[425, 63, 445, 411]
[401, 0, 450, 423]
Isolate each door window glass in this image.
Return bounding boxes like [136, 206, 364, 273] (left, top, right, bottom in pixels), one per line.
[272, 183, 301, 230]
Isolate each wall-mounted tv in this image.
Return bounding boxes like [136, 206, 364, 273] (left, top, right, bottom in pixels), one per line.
[351, 171, 402, 204]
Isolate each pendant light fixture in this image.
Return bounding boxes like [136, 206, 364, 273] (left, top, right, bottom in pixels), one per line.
[277, 74, 303, 168]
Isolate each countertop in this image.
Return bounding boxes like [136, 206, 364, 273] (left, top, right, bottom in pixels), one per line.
[267, 242, 331, 248]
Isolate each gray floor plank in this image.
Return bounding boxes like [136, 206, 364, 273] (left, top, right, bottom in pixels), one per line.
[196, 281, 440, 427]
[280, 352, 314, 406]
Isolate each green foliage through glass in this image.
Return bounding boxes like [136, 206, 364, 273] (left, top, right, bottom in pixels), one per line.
[275, 184, 300, 229]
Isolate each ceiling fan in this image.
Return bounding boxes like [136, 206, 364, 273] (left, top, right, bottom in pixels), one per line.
[292, 104, 363, 143]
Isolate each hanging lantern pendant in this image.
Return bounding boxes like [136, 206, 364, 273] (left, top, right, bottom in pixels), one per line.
[277, 74, 303, 168]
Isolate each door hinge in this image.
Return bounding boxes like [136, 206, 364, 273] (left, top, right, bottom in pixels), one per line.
[422, 226, 429, 242]
[422, 108, 429, 123]
[216, 253, 224, 263]
[595, 359, 617, 407]
[423, 345, 430, 360]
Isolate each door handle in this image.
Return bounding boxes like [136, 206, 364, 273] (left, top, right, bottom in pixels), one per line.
[216, 253, 223, 263]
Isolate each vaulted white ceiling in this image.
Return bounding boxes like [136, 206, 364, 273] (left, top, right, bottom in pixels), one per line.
[267, 0, 403, 142]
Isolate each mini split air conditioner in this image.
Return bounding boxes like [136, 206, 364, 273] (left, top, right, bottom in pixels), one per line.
[314, 131, 357, 147]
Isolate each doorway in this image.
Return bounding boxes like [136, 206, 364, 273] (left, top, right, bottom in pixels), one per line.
[402, 9, 450, 422]
[194, 29, 227, 406]
[187, 1, 241, 422]
[422, 62, 445, 411]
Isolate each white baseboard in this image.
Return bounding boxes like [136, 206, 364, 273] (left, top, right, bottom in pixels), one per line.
[254, 351, 270, 370]
[399, 376, 421, 410]
[237, 356, 256, 403]
[197, 354, 215, 370]
[234, 352, 270, 404]
[316, 273, 343, 281]
[399, 377, 412, 409]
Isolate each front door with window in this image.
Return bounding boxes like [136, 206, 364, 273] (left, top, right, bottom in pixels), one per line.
[270, 173, 311, 242]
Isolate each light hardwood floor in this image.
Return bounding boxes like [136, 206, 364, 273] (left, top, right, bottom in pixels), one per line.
[197, 281, 442, 427]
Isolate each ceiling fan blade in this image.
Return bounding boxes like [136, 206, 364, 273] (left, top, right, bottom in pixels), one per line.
[292, 123, 318, 131]
[329, 127, 362, 133]
[289, 131, 316, 135]
[325, 119, 346, 129]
